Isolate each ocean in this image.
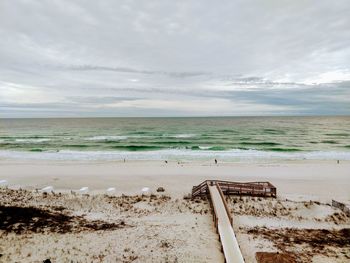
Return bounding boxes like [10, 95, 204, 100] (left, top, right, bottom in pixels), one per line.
[1, 116, 350, 161]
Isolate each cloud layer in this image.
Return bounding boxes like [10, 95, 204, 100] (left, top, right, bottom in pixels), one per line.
[1, 0, 350, 117]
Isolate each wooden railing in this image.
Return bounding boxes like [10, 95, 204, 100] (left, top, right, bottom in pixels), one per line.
[207, 182, 246, 263]
[207, 182, 219, 231]
[191, 180, 208, 197]
[216, 184, 233, 226]
[192, 180, 276, 198]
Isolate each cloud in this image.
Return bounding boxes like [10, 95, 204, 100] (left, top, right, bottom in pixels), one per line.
[61, 64, 210, 78]
[0, 0, 349, 117]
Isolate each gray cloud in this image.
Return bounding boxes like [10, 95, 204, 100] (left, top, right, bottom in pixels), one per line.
[61, 64, 210, 78]
[0, 0, 350, 117]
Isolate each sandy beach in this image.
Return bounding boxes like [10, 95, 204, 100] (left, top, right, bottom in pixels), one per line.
[1, 159, 350, 200]
[1, 160, 350, 262]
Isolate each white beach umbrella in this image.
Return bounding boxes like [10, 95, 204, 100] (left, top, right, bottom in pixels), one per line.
[141, 187, 150, 194]
[0, 180, 8, 187]
[106, 187, 116, 193]
[41, 186, 54, 192]
[79, 186, 89, 194]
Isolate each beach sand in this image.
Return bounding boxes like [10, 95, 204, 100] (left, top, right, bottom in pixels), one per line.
[0, 160, 350, 262]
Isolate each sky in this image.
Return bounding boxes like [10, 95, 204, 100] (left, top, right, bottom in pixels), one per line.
[1, 0, 350, 117]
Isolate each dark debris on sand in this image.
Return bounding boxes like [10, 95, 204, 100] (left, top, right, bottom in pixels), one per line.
[0, 188, 209, 237]
[0, 205, 128, 234]
[247, 227, 350, 249]
[256, 252, 297, 263]
[248, 227, 350, 261]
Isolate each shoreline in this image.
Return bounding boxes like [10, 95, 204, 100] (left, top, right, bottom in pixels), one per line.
[1, 147, 350, 163]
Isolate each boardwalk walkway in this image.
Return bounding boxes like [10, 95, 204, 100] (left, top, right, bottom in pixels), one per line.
[192, 180, 276, 262]
[208, 184, 245, 263]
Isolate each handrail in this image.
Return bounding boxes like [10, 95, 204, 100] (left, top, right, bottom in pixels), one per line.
[192, 180, 277, 198]
[208, 183, 245, 263]
[192, 180, 209, 193]
[216, 184, 233, 226]
[207, 182, 219, 229]
[192, 180, 210, 197]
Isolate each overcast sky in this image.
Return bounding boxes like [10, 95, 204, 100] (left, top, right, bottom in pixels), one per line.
[1, 0, 350, 117]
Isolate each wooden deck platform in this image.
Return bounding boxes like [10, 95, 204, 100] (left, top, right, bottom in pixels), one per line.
[192, 180, 276, 198]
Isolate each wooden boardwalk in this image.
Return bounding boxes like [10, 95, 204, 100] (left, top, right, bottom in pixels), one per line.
[192, 180, 276, 263]
[208, 184, 245, 263]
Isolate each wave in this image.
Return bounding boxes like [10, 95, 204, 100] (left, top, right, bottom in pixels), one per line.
[265, 147, 301, 152]
[62, 144, 91, 148]
[199, 146, 211, 150]
[321, 140, 338, 144]
[207, 146, 227, 151]
[15, 138, 51, 143]
[240, 142, 280, 146]
[85, 136, 128, 141]
[163, 134, 197, 138]
[0, 136, 48, 139]
[325, 133, 349, 137]
[110, 145, 166, 151]
[190, 146, 200, 150]
[30, 148, 44, 152]
[127, 131, 151, 135]
[152, 141, 192, 145]
[216, 129, 238, 134]
[1, 149, 350, 161]
[262, 128, 285, 135]
[186, 146, 227, 151]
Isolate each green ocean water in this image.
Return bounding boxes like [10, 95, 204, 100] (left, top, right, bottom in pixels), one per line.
[0, 116, 350, 160]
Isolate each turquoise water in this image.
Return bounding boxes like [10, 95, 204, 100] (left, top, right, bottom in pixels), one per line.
[0, 117, 350, 161]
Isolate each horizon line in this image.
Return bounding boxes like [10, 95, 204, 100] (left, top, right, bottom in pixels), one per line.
[1, 114, 350, 119]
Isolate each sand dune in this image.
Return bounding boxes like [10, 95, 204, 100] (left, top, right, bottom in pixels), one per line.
[0, 160, 350, 262]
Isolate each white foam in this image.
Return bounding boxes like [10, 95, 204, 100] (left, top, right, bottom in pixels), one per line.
[164, 134, 197, 138]
[15, 138, 51, 143]
[199, 146, 211, 150]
